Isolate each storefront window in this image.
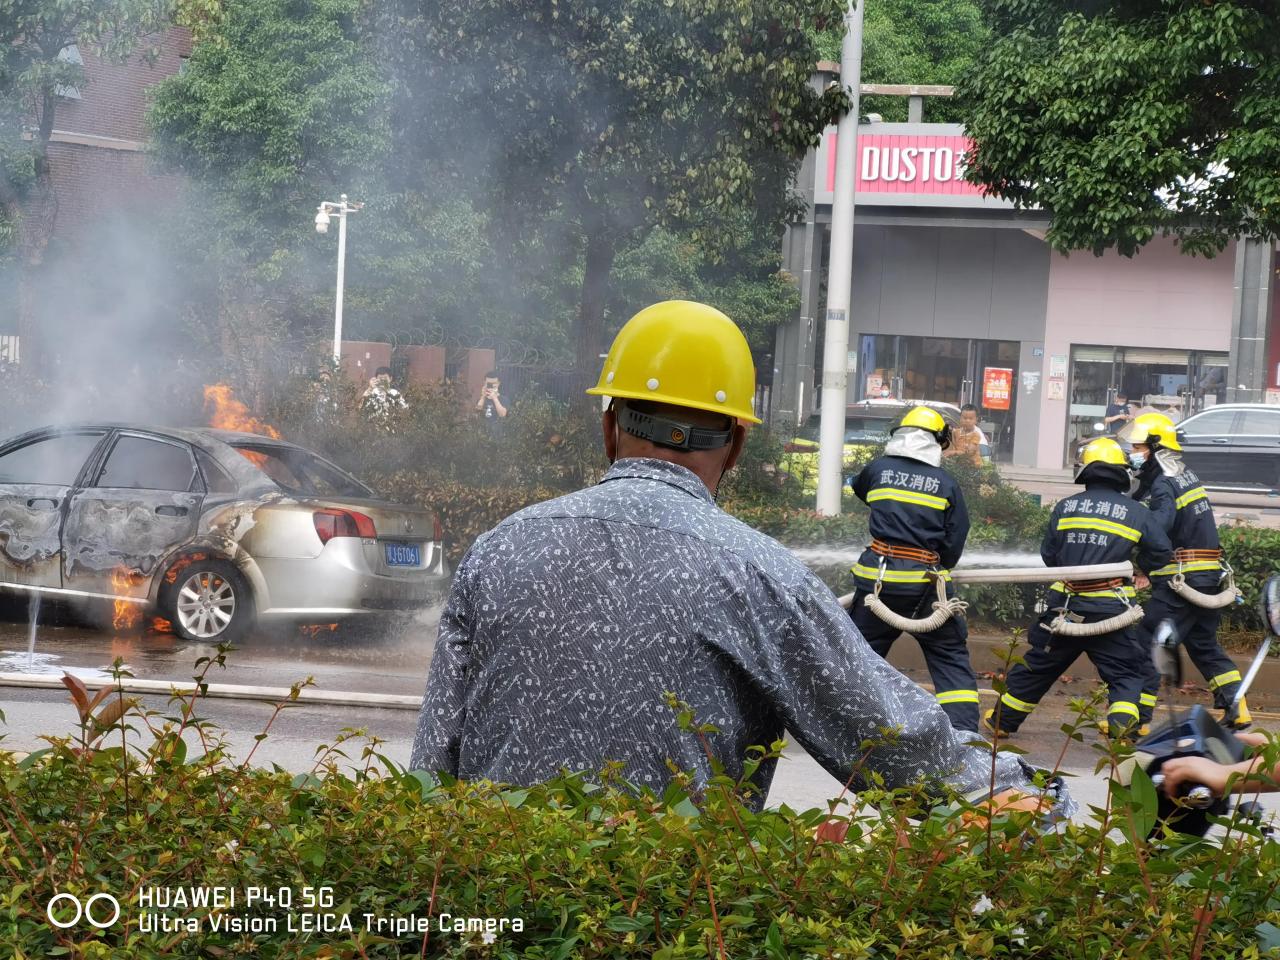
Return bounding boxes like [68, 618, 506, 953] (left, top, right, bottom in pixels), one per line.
[858, 334, 1021, 461]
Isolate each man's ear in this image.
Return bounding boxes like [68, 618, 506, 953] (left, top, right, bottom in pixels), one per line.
[722, 423, 748, 472]
[603, 406, 618, 463]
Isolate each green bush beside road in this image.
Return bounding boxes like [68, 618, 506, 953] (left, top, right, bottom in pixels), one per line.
[3, 680, 1280, 960]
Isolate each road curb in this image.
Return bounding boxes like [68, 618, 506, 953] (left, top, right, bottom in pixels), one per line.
[0, 673, 423, 711]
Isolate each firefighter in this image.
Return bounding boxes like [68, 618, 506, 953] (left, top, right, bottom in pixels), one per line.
[984, 437, 1173, 738]
[848, 406, 978, 732]
[1130, 413, 1250, 731]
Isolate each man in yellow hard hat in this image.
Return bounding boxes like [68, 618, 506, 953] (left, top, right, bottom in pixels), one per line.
[847, 405, 979, 731]
[411, 300, 1069, 817]
[984, 437, 1172, 739]
[1129, 413, 1249, 731]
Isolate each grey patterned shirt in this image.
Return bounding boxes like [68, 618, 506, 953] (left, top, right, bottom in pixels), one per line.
[410, 458, 1049, 811]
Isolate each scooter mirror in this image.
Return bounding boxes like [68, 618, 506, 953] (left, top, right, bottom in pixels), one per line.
[1151, 619, 1182, 687]
[1263, 575, 1280, 637]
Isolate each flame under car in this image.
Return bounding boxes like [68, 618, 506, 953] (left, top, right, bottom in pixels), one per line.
[0, 425, 448, 641]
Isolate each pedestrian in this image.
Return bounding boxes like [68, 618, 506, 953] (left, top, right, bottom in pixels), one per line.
[848, 406, 978, 732]
[1130, 413, 1249, 731]
[943, 404, 988, 467]
[1104, 390, 1132, 435]
[360, 366, 408, 428]
[984, 438, 1173, 739]
[475, 370, 508, 431]
[410, 300, 1069, 816]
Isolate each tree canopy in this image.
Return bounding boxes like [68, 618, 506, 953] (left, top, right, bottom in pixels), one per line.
[961, 0, 1280, 256]
[815, 0, 989, 123]
[378, 0, 846, 382]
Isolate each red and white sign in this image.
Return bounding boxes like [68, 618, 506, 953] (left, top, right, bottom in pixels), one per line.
[826, 133, 984, 197]
[982, 367, 1014, 411]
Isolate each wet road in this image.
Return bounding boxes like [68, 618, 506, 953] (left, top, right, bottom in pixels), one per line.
[2, 603, 1278, 826]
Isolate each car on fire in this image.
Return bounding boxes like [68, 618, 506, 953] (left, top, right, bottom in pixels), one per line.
[0, 424, 448, 641]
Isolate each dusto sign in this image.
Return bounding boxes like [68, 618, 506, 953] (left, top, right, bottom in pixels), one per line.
[815, 125, 1011, 209]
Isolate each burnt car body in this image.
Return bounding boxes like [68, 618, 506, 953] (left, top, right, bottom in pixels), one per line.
[0, 424, 447, 641]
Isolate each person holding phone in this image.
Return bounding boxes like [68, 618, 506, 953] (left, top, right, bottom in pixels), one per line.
[477, 371, 508, 425]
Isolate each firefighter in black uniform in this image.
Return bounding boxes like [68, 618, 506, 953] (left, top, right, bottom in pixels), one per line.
[1130, 413, 1250, 732]
[848, 406, 977, 732]
[984, 437, 1173, 738]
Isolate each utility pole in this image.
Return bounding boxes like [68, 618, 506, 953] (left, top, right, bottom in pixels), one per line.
[314, 194, 364, 362]
[815, 0, 864, 515]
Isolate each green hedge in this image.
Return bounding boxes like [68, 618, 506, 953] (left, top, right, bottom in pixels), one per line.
[3, 678, 1280, 959]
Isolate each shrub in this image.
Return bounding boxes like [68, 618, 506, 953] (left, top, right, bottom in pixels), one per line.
[2, 665, 1279, 959]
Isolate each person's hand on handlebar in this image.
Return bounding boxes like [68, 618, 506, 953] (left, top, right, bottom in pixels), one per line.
[1160, 732, 1270, 799]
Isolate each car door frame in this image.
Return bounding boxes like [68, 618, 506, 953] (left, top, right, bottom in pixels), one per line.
[61, 429, 207, 600]
[0, 427, 112, 592]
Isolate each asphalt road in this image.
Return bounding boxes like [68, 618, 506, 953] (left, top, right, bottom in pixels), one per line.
[3, 604, 1278, 828]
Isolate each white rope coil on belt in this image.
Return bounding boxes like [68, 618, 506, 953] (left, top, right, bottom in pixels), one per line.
[1168, 572, 1242, 609]
[863, 575, 967, 633]
[1047, 603, 1145, 637]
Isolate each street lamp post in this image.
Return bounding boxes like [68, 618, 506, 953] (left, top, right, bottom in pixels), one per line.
[314, 194, 364, 362]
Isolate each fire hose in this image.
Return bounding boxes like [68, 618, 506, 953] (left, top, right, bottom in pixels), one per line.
[1045, 603, 1145, 637]
[837, 562, 1136, 616]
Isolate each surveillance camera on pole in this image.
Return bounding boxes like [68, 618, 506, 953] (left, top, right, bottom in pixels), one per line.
[314, 194, 363, 361]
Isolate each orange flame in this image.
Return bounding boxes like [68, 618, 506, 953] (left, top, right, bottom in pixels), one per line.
[299, 624, 340, 639]
[151, 617, 173, 634]
[111, 567, 143, 631]
[203, 384, 282, 439]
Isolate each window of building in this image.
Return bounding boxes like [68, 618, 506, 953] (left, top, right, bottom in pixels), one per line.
[55, 45, 83, 100]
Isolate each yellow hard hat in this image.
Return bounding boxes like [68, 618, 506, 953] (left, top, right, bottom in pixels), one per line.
[1129, 412, 1182, 452]
[893, 405, 952, 448]
[1078, 437, 1128, 471]
[586, 300, 761, 423]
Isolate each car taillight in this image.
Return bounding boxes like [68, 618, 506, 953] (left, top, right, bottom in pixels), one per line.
[313, 508, 377, 544]
[432, 514, 443, 543]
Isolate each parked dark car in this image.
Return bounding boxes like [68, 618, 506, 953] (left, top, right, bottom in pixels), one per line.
[1176, 404, 1280, 494]
[0, 425, 448, 641]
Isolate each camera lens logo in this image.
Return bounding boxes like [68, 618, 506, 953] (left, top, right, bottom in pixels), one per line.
[47, 893, 121, 929]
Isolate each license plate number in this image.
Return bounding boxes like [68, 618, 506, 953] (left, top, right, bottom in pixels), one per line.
[384, 543, 421, 567]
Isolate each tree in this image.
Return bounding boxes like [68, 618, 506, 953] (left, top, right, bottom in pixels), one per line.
[815, 0, 990, 123]
[0, 0, 219, 366]
[960, 0, 1280, 256]
[378, 0, 846, 388]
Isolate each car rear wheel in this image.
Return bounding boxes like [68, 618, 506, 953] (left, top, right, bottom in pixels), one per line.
[160, 558, 252, 643]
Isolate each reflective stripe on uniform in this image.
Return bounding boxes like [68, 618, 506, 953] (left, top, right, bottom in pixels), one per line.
[1055, 517, 1141, 542]
[1049, 581, 1137, 599]
[935, 689, 980, 705]
[1140, 693, 1158, 708]
[867, 488, 949, 511]
[1175, 487, 1208, 510]
[1000, 692, 1037, 713]
[1149, 560, 1222, 576]
[851, 564, 953, 583]
[1209, 670, 1242, 690]
[1108, 701, 1140, 719]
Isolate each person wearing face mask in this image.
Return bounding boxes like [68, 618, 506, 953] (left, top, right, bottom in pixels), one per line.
[1129, 413, 1250, 732]
[409, 301, 1071, 820]
[984, 437, 1172, 739]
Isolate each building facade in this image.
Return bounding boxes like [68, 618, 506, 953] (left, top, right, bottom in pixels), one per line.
[775, 117, 1279, 470]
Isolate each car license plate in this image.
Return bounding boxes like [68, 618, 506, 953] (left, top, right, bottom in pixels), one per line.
[384, 542, 421, 567]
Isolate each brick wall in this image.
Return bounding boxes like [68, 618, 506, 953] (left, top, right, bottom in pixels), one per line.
[42, 28, 192, 245]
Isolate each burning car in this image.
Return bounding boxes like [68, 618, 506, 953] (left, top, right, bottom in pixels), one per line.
[0, 424, 448, 641]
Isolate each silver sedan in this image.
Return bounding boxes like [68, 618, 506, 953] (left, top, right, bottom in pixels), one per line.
[0, 424, 448, 641]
